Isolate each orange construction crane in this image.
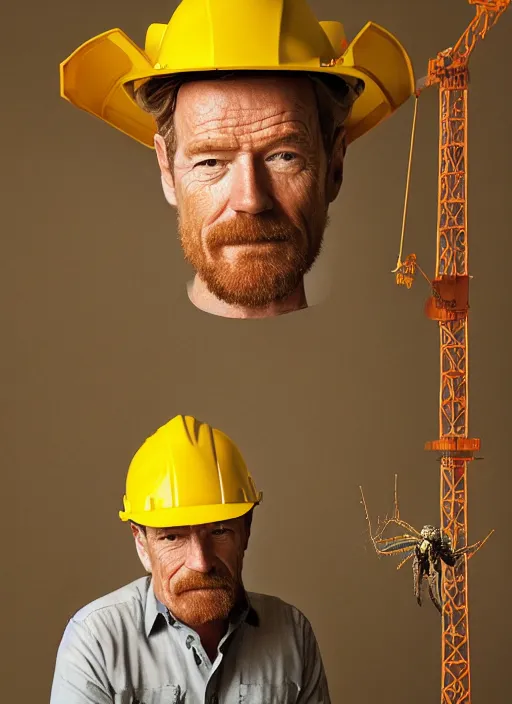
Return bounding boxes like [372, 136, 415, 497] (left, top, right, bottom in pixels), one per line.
[392, 1, 510, 702]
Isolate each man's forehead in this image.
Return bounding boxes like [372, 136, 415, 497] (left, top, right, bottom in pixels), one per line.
[175, 76, 317, 132]
[154, 518, 239, 534]
[178, 74, 314, 104]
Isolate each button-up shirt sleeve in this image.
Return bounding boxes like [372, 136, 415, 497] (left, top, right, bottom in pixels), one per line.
[50, 619, 113, 704]
[296, 612, 331, 704]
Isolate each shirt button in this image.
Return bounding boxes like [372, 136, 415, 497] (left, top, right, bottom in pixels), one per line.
[185, 635, 194, 649]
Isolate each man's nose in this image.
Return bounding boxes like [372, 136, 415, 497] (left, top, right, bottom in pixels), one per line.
[184, 533, 215, 573]
[228, 157, 273, 214]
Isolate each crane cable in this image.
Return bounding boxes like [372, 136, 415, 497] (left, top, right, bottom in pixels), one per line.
[392, 93, 419, 275]
[391, 93, 432, 288]
[392, 92, 434, 290]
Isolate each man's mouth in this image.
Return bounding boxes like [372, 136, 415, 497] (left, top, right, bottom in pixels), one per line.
[180, 583, 227, 590]
[221, 237, 288, 247]
[180, 586, 226, 594]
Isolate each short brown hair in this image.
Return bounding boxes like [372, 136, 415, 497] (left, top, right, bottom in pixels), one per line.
[133, 70, 363, 165]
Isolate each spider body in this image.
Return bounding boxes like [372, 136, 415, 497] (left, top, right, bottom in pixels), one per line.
[413, 525, 458, 612]
[359, 477, 493, 613]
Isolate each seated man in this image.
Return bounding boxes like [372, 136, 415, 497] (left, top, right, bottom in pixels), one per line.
[50, 415, 330, 703]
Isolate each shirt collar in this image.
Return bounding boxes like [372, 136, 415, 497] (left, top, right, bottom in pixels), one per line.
[144, 578, 259, 637]
[144, 578, 163, 637]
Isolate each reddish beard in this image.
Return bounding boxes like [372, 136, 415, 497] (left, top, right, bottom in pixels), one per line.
[169, 572, 237, 626]
[179, 211, 326, 308]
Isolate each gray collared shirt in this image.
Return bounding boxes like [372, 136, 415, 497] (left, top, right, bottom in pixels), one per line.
[50, 576, 330, 704]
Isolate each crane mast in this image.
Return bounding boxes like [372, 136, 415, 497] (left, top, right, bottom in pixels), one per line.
[360, 2, 508, 700]
[418, 1, 509, 701]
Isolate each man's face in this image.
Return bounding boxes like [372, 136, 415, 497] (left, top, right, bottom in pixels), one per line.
[156, 77, 342, 308]
[133, 517, 249, 627]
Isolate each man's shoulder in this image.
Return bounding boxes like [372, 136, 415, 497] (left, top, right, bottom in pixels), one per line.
[247, 591, 310, 628]
[71, 575, 149, 630]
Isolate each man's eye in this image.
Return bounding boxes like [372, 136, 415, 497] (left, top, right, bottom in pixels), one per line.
[269, 152, 297, 162]
[196, 158, 220, 168]
[164, 534, 178, 541]
[212, 527, 228, 536]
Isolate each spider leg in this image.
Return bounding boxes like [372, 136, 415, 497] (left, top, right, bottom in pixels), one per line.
[427, 556, 443, 614]
[455, 530, 495, 561]
[396, 551, 415, 571]
[360, 479, 422, 553]
[413, 553, 424, 607]
[389, 475, 422, 538]
[373, 514, 422, 541]
[380, 517, 423, 540]
[372, 535, 418, 556]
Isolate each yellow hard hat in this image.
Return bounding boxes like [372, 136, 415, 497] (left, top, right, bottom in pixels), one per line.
[60, 0, 415, 147]
[119, 415, 262, 528]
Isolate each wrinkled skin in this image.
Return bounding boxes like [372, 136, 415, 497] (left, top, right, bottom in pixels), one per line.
[131, 517, 250, 661]
[154, 77, 345, 318]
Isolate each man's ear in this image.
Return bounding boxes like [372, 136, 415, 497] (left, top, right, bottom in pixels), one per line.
[326, 126, 346, 204]
[130, 523, 153, 574]
[154, 133, 177, 207]
[243, 526, 251, 553]
[241, 511, 253, 553]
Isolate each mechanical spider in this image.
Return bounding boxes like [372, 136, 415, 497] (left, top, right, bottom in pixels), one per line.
[359, 475, 493, 613]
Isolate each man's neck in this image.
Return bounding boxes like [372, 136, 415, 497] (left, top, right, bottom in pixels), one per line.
[187, 277, 308, 319]
[194, 619, 228, 663]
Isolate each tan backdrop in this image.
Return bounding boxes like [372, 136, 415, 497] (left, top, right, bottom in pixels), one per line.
[4, 0, 511, 701]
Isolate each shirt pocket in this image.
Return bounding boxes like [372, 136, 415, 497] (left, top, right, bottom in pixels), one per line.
[239, 681, 298, 704]
[120, 684, 186, 704]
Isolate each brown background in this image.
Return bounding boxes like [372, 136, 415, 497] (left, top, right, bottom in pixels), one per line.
[4, 0, 511, 702]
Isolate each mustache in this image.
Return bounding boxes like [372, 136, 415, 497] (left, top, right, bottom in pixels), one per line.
[173, 572, 234, 595]
[206, 214, 300, 247]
